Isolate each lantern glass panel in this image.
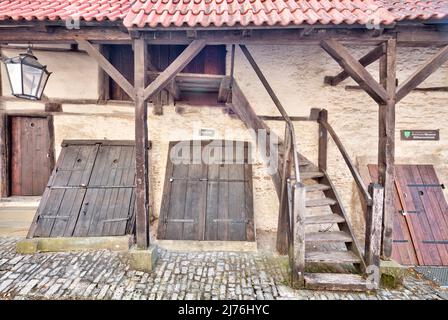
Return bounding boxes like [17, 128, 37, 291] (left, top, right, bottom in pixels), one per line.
[37, 70, 50, 99]
[5, 63, 22, 95]
[22, 64, 44, 98]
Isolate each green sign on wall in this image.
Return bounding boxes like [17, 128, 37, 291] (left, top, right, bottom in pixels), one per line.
[400, 130, 440, 141]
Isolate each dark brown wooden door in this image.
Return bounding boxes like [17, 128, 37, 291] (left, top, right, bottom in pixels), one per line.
[29, 140, 137, 238]
[368, 164, 448, 266]
[10, 116, 53, 196]
[108, 45, 134, 101]
[157, 140, 254, 241]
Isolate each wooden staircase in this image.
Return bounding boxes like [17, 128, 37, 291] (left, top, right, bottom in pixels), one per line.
[227, 49, 384, 292]
[284, 153, 370, 291]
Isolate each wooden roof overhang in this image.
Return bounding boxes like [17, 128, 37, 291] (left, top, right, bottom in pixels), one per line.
[0, 20, 446, 46]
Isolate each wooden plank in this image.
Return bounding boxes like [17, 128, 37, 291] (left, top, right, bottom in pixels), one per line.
[157, 142, 175, 239]
[378, 39, 397, 259]
[304, 273, 368, 291]
[205, 163, 220, 241]
[396, 45, 448, 102]
[365, 184, 384, 269]
[324, 45, 384, 86]
[217, 164, 230, 241]
[305, 251, 361, 264]
[320, 39, 388, 104]
[218, 76, 231, 103]
[165, 163, 189, 240]
[228, 164, 246, 241]
[244, 153, 255, 242]
[77, 40, 135, 100]
[143, 40, 206, 100]
[396, 165, 441, 265]
[411, 165, 448, 265]
[305, 214, 345, 225]
[306, 197, 337, 208]
[306, 231, 353, 243]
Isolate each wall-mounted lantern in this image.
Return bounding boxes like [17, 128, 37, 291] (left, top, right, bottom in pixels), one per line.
[3, 46, 51, 100]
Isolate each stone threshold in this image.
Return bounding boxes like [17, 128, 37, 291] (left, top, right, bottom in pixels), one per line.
[16, 235, 133, 254]
[156, 240, 258, 252]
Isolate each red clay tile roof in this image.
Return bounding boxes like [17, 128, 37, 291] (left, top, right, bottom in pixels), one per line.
[386, 0, 448, 21]
[123, 0, 397, 28]
[0, 0, 132, 22]
[0, 0, 446, 28]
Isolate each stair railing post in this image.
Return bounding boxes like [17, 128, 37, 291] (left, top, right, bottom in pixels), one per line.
[293, 182, 306, 288]
[318, 109, 328, 172]
[365, 183, 384, 288]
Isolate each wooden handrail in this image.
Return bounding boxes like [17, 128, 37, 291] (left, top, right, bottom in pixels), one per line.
[320, 120, 373, 206]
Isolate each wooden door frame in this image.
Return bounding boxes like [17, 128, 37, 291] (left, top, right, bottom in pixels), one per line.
[0, 112, 55, 198]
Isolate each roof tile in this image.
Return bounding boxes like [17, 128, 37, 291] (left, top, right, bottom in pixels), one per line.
[0, 0, 446, 28]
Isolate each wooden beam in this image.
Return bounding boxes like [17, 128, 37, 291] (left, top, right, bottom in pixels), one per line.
[218, 76, 231, 103]
[365, 184, 384, 270]
[318, 109, 328, 171]
[0, 26, 131, 43]
[321, 39, 388, 104]
[98, 44, 110, 102]
[324, 45, 384, 86]
[293, 182, 306, 288]
[77, 39, 135, 100]
[378, 39, 397, 259]
[143, 40, 206, 100]
[134, 37, 150, 249]
[396, 45, 448, 102]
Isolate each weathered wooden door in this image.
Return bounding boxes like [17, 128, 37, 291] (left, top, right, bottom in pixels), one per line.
[368, 164, 448, 266]
[29, 140, 137, 238]
[10, 116, 53, 196]
[157, 140, 254, 241]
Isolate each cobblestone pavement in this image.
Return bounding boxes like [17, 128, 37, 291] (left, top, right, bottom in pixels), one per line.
[0, 237, 446, 300]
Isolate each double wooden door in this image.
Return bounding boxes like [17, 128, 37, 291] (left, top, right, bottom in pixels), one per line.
[157, 140, 255, 241]
[9, 116, 53, 196]
[368, 164, 448, 266]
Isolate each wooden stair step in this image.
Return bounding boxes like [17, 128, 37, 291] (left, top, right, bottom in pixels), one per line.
[305, 183, 331, 192]
[305, 251, 361, 264]
[300, 171, 324, 180]
[305, 214, 345, 225]
[304, 273, 369, 291]
[306, 197, 337, 207]
[306, 231, 353, 243]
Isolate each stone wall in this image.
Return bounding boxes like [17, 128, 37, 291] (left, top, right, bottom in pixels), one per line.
[1, 44, 447, 241]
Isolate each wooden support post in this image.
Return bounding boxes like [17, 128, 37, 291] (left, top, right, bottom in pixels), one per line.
[134, 37, 150, 249]
[97, 44, 110, 102]
[293, 182, 306, 288]
[378, 39, 397, 259]
[318, 109, 328, 171]
[365, 184, 384, 268]
[277, 128, 292, 255]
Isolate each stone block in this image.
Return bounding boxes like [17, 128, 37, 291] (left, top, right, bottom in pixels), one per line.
[380, 259, 410, 289]
[128, 246, 158, 272]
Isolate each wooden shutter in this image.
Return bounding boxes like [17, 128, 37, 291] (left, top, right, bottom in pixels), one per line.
[158, 140, 254, 241]
[368, 164, 448, 266]
[29, 140, 137, 238]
